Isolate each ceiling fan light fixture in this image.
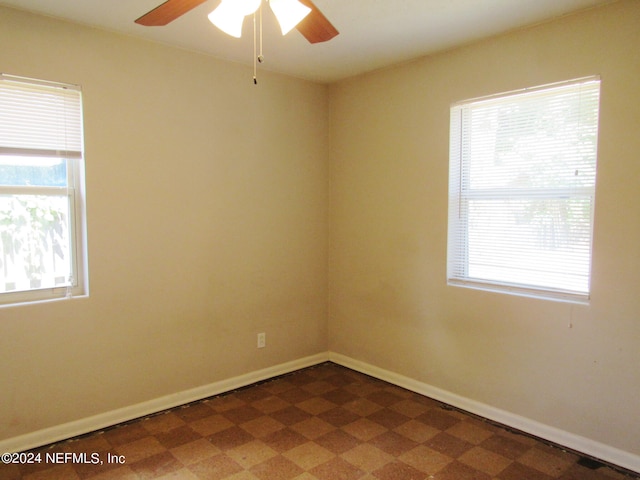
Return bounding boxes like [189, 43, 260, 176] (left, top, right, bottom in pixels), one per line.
[268, 0, 312, 35]
[208, 0, 261, 38]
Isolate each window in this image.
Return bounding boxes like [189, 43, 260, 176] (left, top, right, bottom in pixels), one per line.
[0, 74, 87, 305]
[447, 77, 600, 303]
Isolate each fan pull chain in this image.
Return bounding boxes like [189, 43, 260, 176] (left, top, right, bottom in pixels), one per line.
[258, 3, 264, 64]
[253, 12, 257, 84]
[252, 3, 265, 85]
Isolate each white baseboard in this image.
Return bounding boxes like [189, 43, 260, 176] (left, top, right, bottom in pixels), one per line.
[329, 352, 640, 475]
[2, 351, 638, 475]
[0, 353, 329, 454]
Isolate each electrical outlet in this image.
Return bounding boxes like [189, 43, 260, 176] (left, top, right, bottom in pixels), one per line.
[257, 332, 266, 348]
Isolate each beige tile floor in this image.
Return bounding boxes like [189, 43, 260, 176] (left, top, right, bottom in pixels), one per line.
[1, 363, 637, 480]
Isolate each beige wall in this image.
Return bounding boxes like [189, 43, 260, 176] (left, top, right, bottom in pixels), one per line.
[1, 0, 639, 464]
[329, 0, 640, 457]
[0, 6, 328, 440]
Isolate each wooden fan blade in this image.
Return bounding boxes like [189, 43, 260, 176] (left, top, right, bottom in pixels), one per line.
[296, 0, 339, 44]
[135, 0, 209, 26]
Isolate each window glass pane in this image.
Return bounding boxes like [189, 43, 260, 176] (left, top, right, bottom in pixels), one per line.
[0, 194, 72, 293]
[448, 77, 600, 302]
[467, 196, 593, 293]
[0, 156, 68, 187]
[0, 74, 86, 304]
[466, 87, 598, 192]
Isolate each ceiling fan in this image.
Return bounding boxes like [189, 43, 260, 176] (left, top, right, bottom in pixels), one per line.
[135, 0, 339, 44]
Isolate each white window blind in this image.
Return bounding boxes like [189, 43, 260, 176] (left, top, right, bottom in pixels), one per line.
[447, 77, 600, 303]
[0, 75, 83, 157]
[0, 74, 86, 305]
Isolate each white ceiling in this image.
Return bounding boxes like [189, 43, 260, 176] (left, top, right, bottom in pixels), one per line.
[0, 0, 613, 83]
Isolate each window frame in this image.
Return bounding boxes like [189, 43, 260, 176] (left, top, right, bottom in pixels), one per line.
[0, 74, 88, 307]
[447, 77, 601, 304]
